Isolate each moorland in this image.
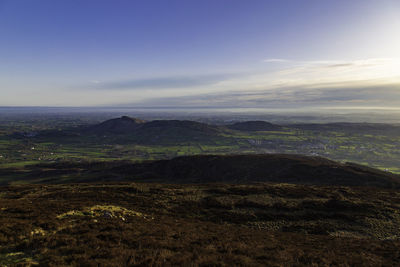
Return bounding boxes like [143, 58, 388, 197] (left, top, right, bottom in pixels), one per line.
[1, 113, 400, 266]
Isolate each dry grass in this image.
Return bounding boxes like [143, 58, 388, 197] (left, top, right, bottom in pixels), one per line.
[56, 205, 151, 220]
[0, 182, 399, 266]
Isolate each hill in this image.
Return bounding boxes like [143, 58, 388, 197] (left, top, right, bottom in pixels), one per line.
[86, 117, 284, 138]
[113, 154, 400, 187]
[81, 117, 225, 143]
[228, 121, 283, 131]
[2, 153, 400, 265]
[7, 154, 400, 188]
[136, 119, 222, 136]
[85, 116, 146, 134]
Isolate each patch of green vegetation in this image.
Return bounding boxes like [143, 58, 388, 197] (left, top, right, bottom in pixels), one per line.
[0, 161, 41, 168]
[0, 252, 38, 266]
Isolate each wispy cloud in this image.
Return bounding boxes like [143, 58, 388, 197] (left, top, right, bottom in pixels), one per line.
[307, 58, 393, 68]
[131, 82, 400, 109]
[267, 58, 394, 69]
[90, 73, 241, 90]
[266, 58, 399, 87]
[324, 63, 356, 68]
[78, 57, 399, 108]
[263, 58, 290, 63]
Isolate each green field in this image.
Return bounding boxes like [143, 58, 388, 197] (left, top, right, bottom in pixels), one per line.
[1, 116, 400, 175]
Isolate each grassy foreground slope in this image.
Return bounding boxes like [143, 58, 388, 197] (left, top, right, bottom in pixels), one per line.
[0, 155, 400, 265]
[1, 182, 400, 266]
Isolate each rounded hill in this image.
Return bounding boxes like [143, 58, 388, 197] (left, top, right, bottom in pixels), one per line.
[86, 116, 145, 134]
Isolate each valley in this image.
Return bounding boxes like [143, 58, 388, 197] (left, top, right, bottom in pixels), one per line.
[2, 115, 400, 178]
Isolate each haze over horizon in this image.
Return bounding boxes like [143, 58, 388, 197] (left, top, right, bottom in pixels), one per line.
[1, 0, 400, 110]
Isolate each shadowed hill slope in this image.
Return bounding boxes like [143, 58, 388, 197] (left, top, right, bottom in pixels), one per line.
[120, 154, 400, 187]
[84, 117, 223, 138]
[134, 119, 222, 137]
[19, 154, 400, 188]
[228, 121, 283, 131]
[85, 116, 145, 134]
[140, 120, 220, 133]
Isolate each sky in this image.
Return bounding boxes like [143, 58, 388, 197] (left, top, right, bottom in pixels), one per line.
[1, 0, 400, 110]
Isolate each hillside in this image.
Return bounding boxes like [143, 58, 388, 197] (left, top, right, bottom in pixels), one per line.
[85, 116, 146, 134]
[5, 154, 400, 188]
[228, 121, 283, 131]
[82, 117, 224, 143]
[1, 147, 400, 265]
[135, 119, 222, 136]
[1, 182, 400, 265]
[126, 154, 400, 187]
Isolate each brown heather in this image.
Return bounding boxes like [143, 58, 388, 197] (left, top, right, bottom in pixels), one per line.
[0, 182, 400, 266]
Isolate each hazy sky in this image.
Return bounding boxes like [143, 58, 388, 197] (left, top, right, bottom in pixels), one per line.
[1, 0, 400, 109]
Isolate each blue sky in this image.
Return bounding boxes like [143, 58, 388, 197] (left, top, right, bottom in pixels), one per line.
[1, 0, 399, 109]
